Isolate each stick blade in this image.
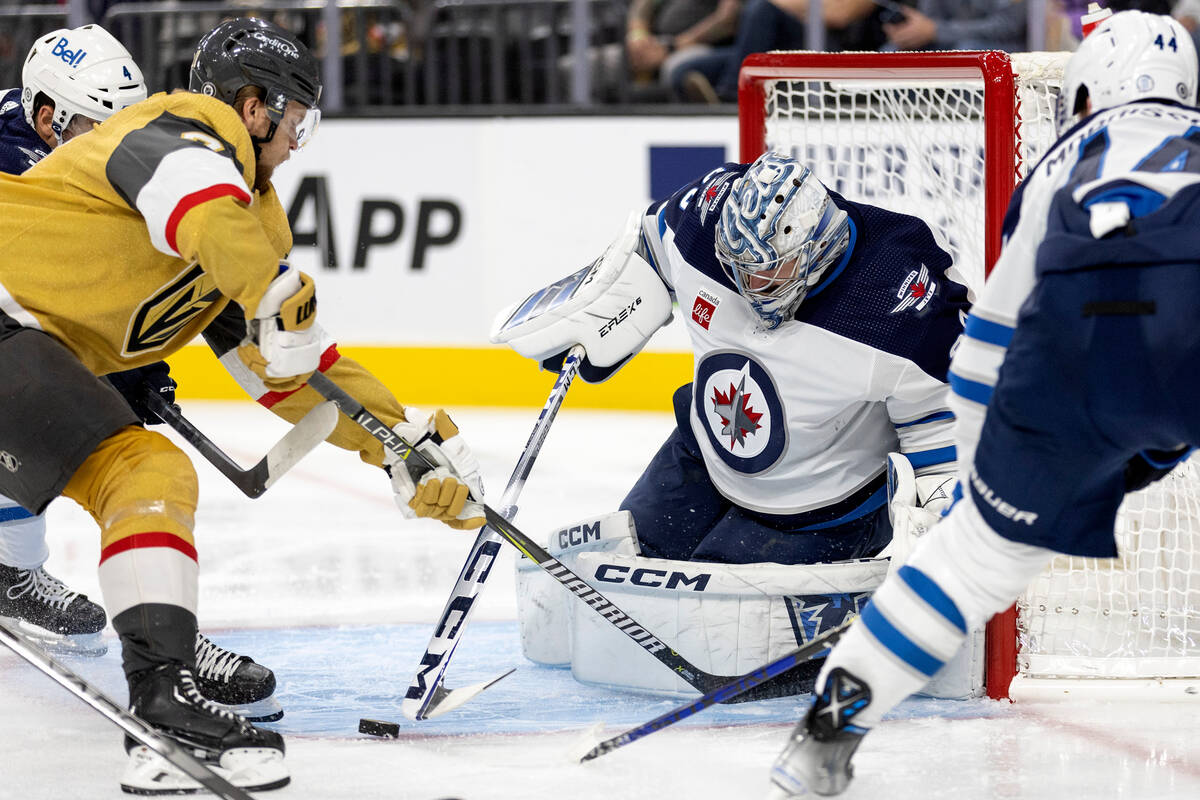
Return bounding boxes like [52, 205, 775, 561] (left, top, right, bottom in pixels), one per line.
[258, 401, 338, 492]
[402, 668, 516, 721]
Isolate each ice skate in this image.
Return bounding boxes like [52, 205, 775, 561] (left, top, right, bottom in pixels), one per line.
[121, 662, 288, 795]
[768, 668, 870, 798]
[194, 632, 283, 722]
[0, 563, 106, 655]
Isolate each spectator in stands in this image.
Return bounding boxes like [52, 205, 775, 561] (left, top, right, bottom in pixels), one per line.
[675, 0, 879, 103]
[881, 1, 1026, 52]
[565, 0, 741, 102]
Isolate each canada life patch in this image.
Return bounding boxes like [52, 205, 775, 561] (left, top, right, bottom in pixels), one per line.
[694, 352, 787, 475]
[691, 288, 720, 329]
[890, 263, 937, 314]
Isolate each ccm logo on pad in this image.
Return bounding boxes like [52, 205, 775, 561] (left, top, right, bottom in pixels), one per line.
[594, 564, 711, 591]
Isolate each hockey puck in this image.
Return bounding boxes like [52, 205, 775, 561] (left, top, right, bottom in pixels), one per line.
[358, 718, 401, 738]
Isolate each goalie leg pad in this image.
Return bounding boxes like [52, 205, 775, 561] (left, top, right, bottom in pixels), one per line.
[567, 551, 887, 695]
[514, 511, 639, 666]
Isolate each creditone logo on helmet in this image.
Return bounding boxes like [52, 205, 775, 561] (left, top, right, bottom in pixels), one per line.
[695, 352, 787, 475]
[249, 31, 300, 61]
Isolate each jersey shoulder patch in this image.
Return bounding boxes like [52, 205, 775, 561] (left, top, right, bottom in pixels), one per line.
[798, 196, 967, 381]
[658, 162, 747, 292]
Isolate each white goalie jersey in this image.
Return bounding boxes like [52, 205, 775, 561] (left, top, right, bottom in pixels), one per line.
[640, 164, 969, 516]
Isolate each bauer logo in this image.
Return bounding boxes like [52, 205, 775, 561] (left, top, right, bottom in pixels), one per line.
[691, 288, 720, 329]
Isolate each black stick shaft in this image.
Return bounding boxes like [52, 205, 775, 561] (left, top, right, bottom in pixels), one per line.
[0, 622, 255, 799]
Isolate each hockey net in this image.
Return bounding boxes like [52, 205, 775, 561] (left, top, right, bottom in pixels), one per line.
[739, 50, 1200, 700]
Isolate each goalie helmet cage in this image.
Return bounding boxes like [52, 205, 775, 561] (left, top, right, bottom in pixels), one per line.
[738, 50, 1200, 702]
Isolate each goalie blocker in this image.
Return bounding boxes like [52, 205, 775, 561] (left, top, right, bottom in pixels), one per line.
[519, 479, 983, 698]
[490, 212, 673, 383]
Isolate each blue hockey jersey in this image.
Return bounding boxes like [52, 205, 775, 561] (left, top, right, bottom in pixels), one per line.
[0, 88, 50, 175]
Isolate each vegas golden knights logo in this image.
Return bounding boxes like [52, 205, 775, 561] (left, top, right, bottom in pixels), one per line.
[126, 265, 222, 354]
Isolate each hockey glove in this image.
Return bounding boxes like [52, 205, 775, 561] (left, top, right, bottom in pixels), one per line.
[237, 263, 322, 393]
[105, 362, 177, 425]
[387, 409, 486, 530]
[882, 453, 956, 571]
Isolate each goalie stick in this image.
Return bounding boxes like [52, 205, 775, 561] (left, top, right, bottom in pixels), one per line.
[578, 616, 855, 762]
[307, 372, 828, 704]
[0, 620, 256, 800]
[400, 344, 586, 721]
[146, 392, 338, 499]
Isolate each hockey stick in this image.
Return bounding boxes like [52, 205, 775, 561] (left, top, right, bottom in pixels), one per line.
[399, 344, 586, 721]
[0, 620, 256, 800]
[577, 616, 855, 762]
[146, 392, 338, 499]
[307, 372, 824, 702]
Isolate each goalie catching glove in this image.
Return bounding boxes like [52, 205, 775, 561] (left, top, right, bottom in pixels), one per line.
[237, 263, 322, 392]
[387, 409, 486, 530]
[490, 211, 673, 383]
[881, 452, 956, 571]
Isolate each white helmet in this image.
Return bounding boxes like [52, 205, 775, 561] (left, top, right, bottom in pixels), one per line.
[715, 152, 850, 329]
[21, 25, 147, 141]
[1056, 9, 1199, 136]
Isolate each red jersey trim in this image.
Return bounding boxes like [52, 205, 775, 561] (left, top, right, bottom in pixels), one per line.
[165, 183, 253, 255]
[257, 344, 342, 409]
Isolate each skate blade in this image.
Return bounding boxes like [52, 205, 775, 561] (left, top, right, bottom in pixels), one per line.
[121, 745, 290, 795]
[0, 615, 107, 657]
[213, 695, 285, 723]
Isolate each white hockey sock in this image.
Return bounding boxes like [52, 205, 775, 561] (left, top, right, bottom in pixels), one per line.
[816, 496, 1055, 728]
[0, 502, 49, 570]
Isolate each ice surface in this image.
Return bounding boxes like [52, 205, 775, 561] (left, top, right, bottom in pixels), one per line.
[2, 403, 1199, 799]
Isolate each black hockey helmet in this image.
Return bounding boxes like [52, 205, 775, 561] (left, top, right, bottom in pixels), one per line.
[189, 17, 321, 146]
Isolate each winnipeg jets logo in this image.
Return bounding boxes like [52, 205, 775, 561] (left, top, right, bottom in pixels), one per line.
[711, 375, 763, 448]
[890, 263, 937, 314]
[695, 352, 787, 474]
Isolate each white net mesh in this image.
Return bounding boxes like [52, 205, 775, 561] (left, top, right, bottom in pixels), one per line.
[755, 50, 1200, 685]
[761, 51, 1066, 294]
[1018, 458, 1200, 679]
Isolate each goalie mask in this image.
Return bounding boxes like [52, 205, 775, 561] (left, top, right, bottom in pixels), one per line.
[715, 153, 850, 329]
[1056, 9, 1199, 136]
[21, 25, 146, 144]
[189, 17, 322, 149]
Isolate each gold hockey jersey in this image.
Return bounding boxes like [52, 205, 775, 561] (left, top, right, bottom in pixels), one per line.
[0, 91, 281, 375]
[0, 91, 406, 465]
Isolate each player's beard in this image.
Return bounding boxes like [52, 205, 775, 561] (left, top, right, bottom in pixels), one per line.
[255, 162, 275, 193]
